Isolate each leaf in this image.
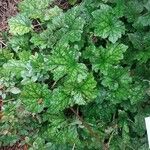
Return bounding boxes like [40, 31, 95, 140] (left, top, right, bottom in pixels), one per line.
[9, 87, 21, 94]
[18, 51, 31, 61]
[30, 31, 57, 49]
[46, 74, 97, 112]
[101, 67, 132, 90]
[48, 45, 88, 82]
[136, 13, 150, 27]
[124, 0, 144, 22]
[44, 6, 63, 21]
[128, 32, 145, 50]
[84, 43, 128, 74]
[3, 60, 27, 78]
[49, 6, 85, 45]
[133, 113, 146, 136]
[122, 122, 130, 144]
[0, 49, 13, 67]
[92, 4, 125, 43]
[8, 35, 30, 52]
[144, 0, 150, 11]
[129, 82, 148, 105]
[19, 0, 54, 19]
[47, 87, 70, 113]
[106, 87, 130, 104]
[64, 73, 97, 105]
[135, 51, 150, 63]
[8, 14, 32, 35]
[3, 53, 50, 83]
[68, 0, 77, 5]
[102, 67, 132, 104]
[31, 6, 85, 49]
[20, 83, 51, 113]
[113, 0, 125, 18]
[45, 114, 80, 144]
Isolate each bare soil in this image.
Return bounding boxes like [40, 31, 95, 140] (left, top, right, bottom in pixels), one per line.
[0, 0, 21, 32]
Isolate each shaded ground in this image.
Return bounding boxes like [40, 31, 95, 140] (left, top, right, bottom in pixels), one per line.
[0, 0, 21, 49]
[0, 0, 20, 32]
[0, 142, 28, 150]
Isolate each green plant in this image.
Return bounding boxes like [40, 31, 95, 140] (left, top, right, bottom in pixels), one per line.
[1, 0, 150, 149]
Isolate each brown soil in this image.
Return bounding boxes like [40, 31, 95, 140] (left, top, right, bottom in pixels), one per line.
[0, 143, 28, 150]
[0, 0, 21, 32]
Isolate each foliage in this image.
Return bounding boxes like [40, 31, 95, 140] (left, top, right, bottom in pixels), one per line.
[1, 0, 150, 149]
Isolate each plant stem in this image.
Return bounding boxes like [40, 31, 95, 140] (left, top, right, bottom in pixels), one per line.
[70, 107, 101, 143]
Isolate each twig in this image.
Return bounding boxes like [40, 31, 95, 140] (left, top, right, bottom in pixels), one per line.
[0, 40, 7, 47]
[51, 80, 57, 89]
[72, 143, 75, 150]
[2, 98, 15, 103]
[70, 107, 101, 143]
[107, 124, 118, 148]
[51, 74, 67, 89]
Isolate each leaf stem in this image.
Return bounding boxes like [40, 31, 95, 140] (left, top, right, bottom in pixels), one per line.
[70, 107, 101, 143]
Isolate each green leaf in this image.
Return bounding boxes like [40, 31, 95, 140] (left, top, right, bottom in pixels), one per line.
[31, 6, 85, 49]
[136, 13, 150, 27]
[92, 4, 125, 43]
[144, 0, 150, 11]
[46, 74, 97, 112]
[124, 0, 144, 22]
[44, 6, 63, 21]
[50, 88, 70, 113]
[135, 51, 150, 63]
[20, 83, 51, 113]
[60, 6, 85, 43]
[102, 67, 132, 104]
[0, 49, 13, 66]
[68, 0, 77, 5]
[30, 31, 57, 49]
[106, 88, 130, 104]
[133, 113, 146, 136]
[45, 114, 80, 144]
[113, 0, 125, 18]
[18, 51, 31, 61]
[122, 122, 130, 144]
[129, 82, 148, 105]
[8, 35, 30, 52]
[9, 87, 21, 94]
[48, 45, 88, 82]
[128, 32, 145, 50]
[102, 67, 132, 90]
[84, 43, 128, 74]
[19, 0, 54, 19]
[8, 14, 32, 35]
[3, 59, 27, 78]
[64, 73, 97, 105]
[3, 53, 50, 83]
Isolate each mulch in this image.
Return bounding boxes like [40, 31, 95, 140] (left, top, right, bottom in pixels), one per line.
[0, 143, 28, 150]
[0, 0, 21, 32]
[0, 0, 21, 49]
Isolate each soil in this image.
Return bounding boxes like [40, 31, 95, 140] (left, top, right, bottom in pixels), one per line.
[0, 0, 21, 49]
[0, 0, 21, 32]
[0, 143, 28, 150]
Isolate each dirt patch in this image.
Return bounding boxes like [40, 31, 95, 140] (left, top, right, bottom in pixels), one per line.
[0, 0, 21, 32]
[0, 143, 28, 150]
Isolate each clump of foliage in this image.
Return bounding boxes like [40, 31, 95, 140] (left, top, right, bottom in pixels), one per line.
[1, 0, 150, 149]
